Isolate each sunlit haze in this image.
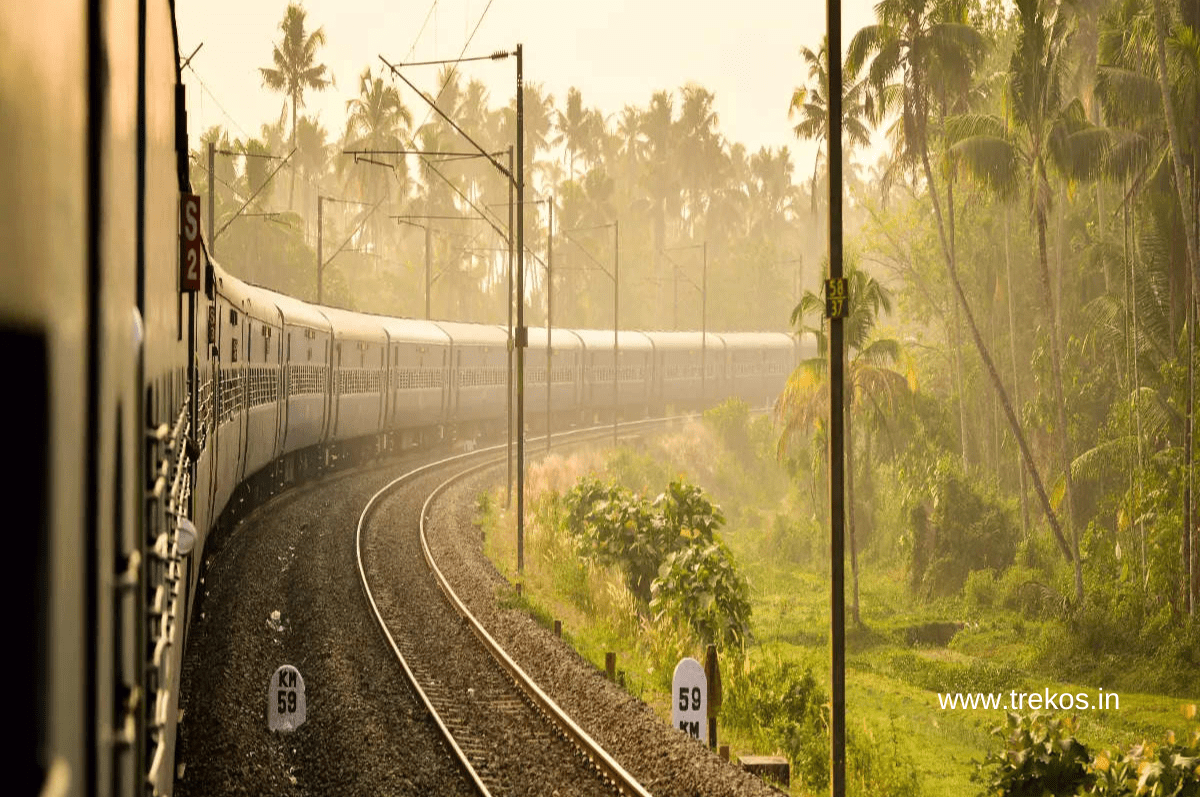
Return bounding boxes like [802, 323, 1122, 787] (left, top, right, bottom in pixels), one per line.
[176, 0, 881, 177]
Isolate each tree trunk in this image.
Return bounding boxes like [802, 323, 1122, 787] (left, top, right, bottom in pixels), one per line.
[1036, 209, 1083, 602]
[917, 144, 1076, 571]
[1005, 207, 1031, 535]
[948, 173, 970, 472]
[846, 389, 861, 627]
[289, 92, 298, 210]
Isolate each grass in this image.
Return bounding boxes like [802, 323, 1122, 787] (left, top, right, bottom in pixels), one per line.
[475, 419, 1199, 796]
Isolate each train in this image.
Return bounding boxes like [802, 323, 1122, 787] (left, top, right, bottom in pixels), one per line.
[1, 2, 811, 795]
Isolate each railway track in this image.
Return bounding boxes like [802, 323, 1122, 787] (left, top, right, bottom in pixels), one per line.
[176, 416, 785, 796]
[357, 427, 658, 797]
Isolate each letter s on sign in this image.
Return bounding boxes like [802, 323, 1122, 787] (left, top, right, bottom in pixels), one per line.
[185, 199, 198, 240]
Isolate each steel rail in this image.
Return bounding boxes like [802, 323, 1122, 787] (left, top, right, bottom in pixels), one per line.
[419, 457, 655, 797]
[357, 418, 676, 796]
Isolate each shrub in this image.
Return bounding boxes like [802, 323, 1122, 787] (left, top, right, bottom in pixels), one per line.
[908, 460, 1019, 598]
[964, 568, 999, 609]
[704, 397, 754, 462]
[975, 709, 1200, 797]
[722, 653, 828, 791]
[561, 474, 751, 647]
[650, 540, 752, 647]
[975, 714, 1094, 797]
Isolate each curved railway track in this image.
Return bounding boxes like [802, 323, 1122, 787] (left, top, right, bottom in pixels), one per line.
[357, 430, 657, 797]
[176, 418, 786, 796]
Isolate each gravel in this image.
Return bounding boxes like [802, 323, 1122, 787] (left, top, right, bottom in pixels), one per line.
[174, 462, 476, 797]
[362, 463, 622, 796]
[425, 466, 788, 797]
[175, 446, 787, 797]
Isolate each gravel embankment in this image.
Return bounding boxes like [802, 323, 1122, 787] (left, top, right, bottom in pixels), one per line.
[425, 466, 787, 797]
[362, 466, 622, 796]
[174, 463, 476, 797]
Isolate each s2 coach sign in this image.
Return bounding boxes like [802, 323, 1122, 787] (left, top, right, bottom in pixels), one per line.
[180, 193, 202, 292]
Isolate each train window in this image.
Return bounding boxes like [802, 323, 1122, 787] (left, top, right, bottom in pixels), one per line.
[231, 338, 238, 363]
[288, 334, 291, 359]
[229, 308, 238, 326]
[207, 305, 216, 345]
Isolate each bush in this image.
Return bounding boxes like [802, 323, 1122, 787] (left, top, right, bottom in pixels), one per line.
[651, 541, 752, 647]
[964, 569, 999, 609]
[908, 460, 1019, 598]
[704, 397, 754, 463]
[975, 709, 1200, 797]
[561, 474, 751, 647]
[722, 653, 828, 791]
[975, 713, 1094, 797]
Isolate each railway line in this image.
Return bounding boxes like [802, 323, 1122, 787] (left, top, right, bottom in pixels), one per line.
[176, 423, 785, 796]
[359, 444, 644, 796]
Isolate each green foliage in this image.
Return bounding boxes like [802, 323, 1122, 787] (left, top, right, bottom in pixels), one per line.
[704, 397, 756, 463]
[722, 652, 829, 791]
[560, 474, 750, 648]
[886, 651, 1027, 696]
[908, 458, 1020, 599]
[976, 710, 1200, 797]
[975, 714, 1095, 797]
[965, 569, 1000, 609]
[650, 540, 752, 647]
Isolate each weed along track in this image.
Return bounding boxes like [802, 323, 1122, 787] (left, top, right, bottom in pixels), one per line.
[358, 448, 650, 797]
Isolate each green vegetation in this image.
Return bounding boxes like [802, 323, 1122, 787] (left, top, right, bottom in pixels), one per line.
[481, 397, 1198, 795]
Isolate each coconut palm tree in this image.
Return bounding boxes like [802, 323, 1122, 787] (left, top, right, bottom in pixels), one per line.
[259, 2, 331, 209]
[776, 258, 910, 626]
[849, 0, 1080, 595]
[947, 0, 1110, 600]
[790, 35, 875, 215]
[343, 67, 413, 258]
[554, 87, 594, 184]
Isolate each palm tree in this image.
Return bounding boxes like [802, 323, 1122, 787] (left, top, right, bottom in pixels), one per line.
[343, 66, 413, 257]
[947, 0, 1108, 601]
[554, 87, 593, 183]
[790, 35, 875, 215]
[850, 0, 1080, 596]
[259, 3, 331, 210]
[777, 258, 910, 626]
[1150, 0, 1200, 286]
[676, 84, 724, 229]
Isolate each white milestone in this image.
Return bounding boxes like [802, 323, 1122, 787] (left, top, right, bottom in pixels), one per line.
[267, 664, 307, 732]
[671, 657, 707, 741]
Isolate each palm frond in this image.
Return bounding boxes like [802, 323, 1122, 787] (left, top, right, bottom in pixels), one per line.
[950, 134, 1022, 199]
[1071, 435, 1138, 483]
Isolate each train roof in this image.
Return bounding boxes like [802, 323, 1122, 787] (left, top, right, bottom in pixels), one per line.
[641, 330, 704, 350]
[262, 289, 333, 331]
[212, 266, 280, 323]
[720, 331, 795, 350]
[317, 305, 389, 344]
[433, 320, 509, 347]
[378, 316, 452, 346]
[524, 326, 583, 350]
[570, 329, 654, 352]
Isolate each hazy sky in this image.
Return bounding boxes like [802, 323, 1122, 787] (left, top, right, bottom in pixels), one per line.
[177, 0, 880, 183]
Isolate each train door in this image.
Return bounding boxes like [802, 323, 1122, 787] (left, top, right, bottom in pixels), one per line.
[236, 314, 251, 485]
[275, 323, 288, 458]
[204, 301, 219, 529]
[331, 341, 342, 440]
[452, 349, 461, 417]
